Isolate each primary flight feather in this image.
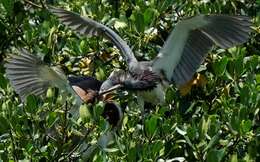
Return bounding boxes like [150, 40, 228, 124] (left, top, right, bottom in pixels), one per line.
[48, 7, 251, 107]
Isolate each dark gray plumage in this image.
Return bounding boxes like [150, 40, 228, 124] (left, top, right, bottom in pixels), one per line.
[152, 15, 252, 86]
[4, 49, 124, 157]
[49, 6, 137, 67]
[5, 49, 123, 126]
[48, 7, 252, 106]
[5, 49, 65, 101]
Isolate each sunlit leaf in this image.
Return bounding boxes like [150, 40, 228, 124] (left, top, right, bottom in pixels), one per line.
[145, 115, 158, 138]
[47, 27, 56, 49]
[230, 153, 238, 162]
[256, 74, 260, 84]
[143, 8, 157, 26]
[241, 120, 252, 133]
[213, 56, 228, 76]
[114, 20, 127, 29]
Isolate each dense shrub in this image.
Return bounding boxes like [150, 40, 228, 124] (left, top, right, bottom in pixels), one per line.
[0, 0, 259, 161]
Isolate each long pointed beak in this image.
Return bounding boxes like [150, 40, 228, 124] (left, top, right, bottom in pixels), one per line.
[99, 84, 123, 96]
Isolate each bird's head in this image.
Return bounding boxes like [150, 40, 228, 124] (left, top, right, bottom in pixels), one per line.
[99, 69, 126, 95]
[99, 68, 161, 95]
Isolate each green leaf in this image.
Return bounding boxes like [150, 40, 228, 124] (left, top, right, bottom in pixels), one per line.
[127, 147, 137, 162]
[245, 55, 259, 71]
[230, 153, 238, 162]
[143, 8, 157, 26]
[203, 132, 220, 152]
[240, 86, 250, 105]
[241, 120, 252, 133]
[103, 147, 119, 153]
[135, 12, 145, 33]
[47, 112, 58, 128]
[165, 87, 175, 104]
[207, 148, 225, 162]
[0, 74, 7, 89]
[200, 116, 210, 137]
[230, 110, 240, 133]
[93, 102, 104, 124]
[145, 115, 158, 138]
[25, 95, 40, 113]
[114, 19, 127, 29]
[79, 104, 91, 122]
[1, 0, 14, 15]
[47, 27, 56, 48]
[159, 0, 175, 12]
[151, 141, 164, 155]
[184, 135, 195, 150]
[239, 107, 247, 120]
[0, 116, 10, 134]
[79, 40, 88, 53]
[95, 67, 106, 81]
[256, 74, 260, 84]
[187, 126, 197, 140]
[176, 127, 186, 136]
[213, 56, 228, 76]
[234, 53, 244, 77]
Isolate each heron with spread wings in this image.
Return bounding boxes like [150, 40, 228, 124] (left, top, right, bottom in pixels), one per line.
[5, 49, 122, 124]
[4, 49, 123, 157]
[48, 7, 251, 110]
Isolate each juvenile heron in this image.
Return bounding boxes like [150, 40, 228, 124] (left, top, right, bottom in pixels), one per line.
[4, 49, 123, 158]
[4, 49, 123, 127]
[49, 7, 251, 108]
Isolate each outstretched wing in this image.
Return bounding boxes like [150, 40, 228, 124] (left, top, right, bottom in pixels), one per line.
[4, 49, 71, 101]
[49, 6, 137, 66]
[152, 15, 251, 85]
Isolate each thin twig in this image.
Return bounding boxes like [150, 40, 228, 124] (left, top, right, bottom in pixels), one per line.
[9, 130, 18, 162]
[23, 0, 43, 8]
[63, 101, 68, 143]
[47, 134, 58, 142]
[66, 126, 93, 159]
[39, 0, 47, 9]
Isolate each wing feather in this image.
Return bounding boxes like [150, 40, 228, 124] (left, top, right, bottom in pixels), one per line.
[4, 49, 70, 101]
[152, 15, 251, 85]
[49, 6, 137, 66]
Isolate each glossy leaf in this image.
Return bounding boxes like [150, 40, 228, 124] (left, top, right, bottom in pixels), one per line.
[213, 56, 229, 76]
[207, 148, 225, 162]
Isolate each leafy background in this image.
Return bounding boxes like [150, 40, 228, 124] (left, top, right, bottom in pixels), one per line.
[0, 0, 259, 161]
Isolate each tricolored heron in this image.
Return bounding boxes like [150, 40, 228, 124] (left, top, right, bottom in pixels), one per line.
[48, 7, 252, 111]
[5, 49, 122, 126]
[4, 49, 123, 156]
